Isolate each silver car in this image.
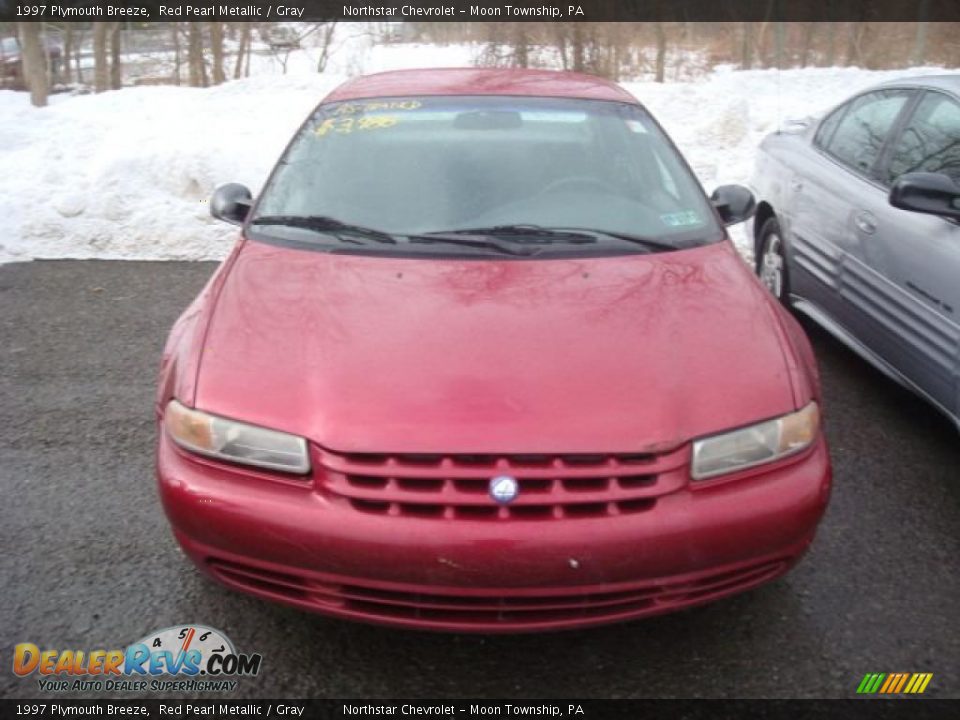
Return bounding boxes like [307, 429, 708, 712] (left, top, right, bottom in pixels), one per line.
[750, 75, 960, 429]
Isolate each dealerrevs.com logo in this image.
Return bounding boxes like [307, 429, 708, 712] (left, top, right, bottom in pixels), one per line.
[13, 625, 262, 693]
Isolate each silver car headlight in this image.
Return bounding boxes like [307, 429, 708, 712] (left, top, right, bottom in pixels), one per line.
[164, 399, 310, 474]
[691, 402, 819, 480]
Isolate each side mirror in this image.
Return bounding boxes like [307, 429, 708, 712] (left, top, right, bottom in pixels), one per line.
[711, 184, 756, 226]
[210, 183, 253, 225]
[889, 172, 960, 221]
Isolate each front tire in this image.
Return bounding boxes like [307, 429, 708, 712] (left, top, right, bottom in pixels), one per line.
[757, 217, 790, 307]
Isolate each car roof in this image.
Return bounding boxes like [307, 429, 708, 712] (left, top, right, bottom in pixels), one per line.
[322, 68, 638, 104]
[875, 73, 960, 96]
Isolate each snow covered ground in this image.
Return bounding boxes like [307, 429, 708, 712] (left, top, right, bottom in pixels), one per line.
[0, 44, 950, 265]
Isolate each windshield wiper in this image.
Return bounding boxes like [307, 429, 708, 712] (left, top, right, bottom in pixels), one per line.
[407, 233, 538, 257]
[429, 224, 679, 252]
[428, 224, 597, 244]
[551, 227, 681, 252]
[251, 215, 397, 244]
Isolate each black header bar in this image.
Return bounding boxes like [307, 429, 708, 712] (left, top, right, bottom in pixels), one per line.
[0, 699, 957, 719]
[3, 0, 960, 23]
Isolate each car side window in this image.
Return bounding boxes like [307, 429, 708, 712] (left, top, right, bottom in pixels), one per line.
[885, 92, 960, 184]
[819, 90, 912, 177]
[813, 106, 845, 150]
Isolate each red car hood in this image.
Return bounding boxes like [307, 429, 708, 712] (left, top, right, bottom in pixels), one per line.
[194, 239, 798, 453]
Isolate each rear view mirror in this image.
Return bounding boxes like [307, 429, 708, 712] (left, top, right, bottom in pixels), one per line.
[889, 172, 960, 221]
[210, 183, 253, 225]
[453, 110, 523, 130]
[711, 184, 756, 226]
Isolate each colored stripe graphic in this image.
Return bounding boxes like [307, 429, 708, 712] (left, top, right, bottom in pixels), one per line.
[857, 673, 885, 693]
[857, 672, 932, 694]
[879, 674, 897, 693]
[913, 673, 933, 694]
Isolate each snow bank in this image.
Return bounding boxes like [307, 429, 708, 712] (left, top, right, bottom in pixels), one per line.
[0, 63, 949, 265]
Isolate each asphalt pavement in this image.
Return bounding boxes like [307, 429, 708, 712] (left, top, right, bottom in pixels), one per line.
[1, 259, 957, 699]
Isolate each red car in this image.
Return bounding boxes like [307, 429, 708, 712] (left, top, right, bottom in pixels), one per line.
[157, 68, 831, 632]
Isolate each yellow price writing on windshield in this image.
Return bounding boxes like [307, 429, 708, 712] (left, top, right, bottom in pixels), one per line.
[314, 115, 399, 137]
[331, 100, 421, 116]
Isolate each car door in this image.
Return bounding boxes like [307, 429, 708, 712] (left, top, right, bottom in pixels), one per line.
[851, 90, 960, 417]
[786, 89, 915, 334]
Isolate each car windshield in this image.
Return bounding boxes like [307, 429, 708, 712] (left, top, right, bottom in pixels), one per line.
[251, 95, 722, 257]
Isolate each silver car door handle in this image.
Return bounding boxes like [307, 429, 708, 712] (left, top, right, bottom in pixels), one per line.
[854, 211, 877, 235]
[790, 179, 803, 192]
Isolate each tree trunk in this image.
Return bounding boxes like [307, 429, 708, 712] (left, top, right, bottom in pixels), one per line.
[824, 20, 836, 66]
[800, 22, 815, 68]
[171, 22, 181, 85]
[316, 22, 336, 73]
[571, 24, 584, 73]
[654, 23, 666, 82]
[845, 22, 864, 67]
[210, 22, 225, 84]
[511, 24, 528, 68]
[234, 23, 250, 78]
[74, 27, 85, 83]
[911, 5, 930, 66]
[109, 23, 122, 90]
[187, 23, 207, 87]
[62, 25, 73, 84]
[553, 25, 568, 70]
[17, 23, 48, 106]
[244, 28, 252, 77]
[774, 21, 785, 69]
[740, 23, 754, 70]
[93, 23, 109, 93]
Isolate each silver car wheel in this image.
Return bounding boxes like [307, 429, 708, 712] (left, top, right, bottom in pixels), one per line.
[760, 233, 784, 299]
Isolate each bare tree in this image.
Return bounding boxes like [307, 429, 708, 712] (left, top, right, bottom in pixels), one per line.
[799, 23, 816, 68]
[571, 24, 584, 72]
[17, 23, 48, 106]
[912, 5, 930, 66]
[511, 23, 529, 68]
[773, 21, 785, 69]
[172, 22, 182, 85]
[93, 22, 109, 92]
[740, 22, 754, 70]
[315, 22, 337, 73]
[233, 23, 250, 79]
[654, 23, 667, 82]
[72, 25, 86, 83]
[845, 21, 870, 67]
[553, 25, 569, 70]
[187, 23, 208, 87]
[210, 22, 226, 84]
[260, 24, 325, 74]
[109, 23, 122, 90]
[62, 24, 74, 85]
[824, 21, 837, 66]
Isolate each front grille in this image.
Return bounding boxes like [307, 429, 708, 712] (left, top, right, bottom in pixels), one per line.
[207, 556, 788, 628]
[316, 447, 689, 520]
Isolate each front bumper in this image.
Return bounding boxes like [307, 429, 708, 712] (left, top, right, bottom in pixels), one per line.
[157, 431, 831, 633]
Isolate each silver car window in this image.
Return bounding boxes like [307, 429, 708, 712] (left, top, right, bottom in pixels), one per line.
[819, 90, 912, 177]
[886, 92, 960, 184]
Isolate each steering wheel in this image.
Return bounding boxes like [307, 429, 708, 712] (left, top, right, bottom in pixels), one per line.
[538, 175, 618, 196]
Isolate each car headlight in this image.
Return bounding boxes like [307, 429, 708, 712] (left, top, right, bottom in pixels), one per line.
[164, 399, 310, 474]
[691, 402, 819, 480]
